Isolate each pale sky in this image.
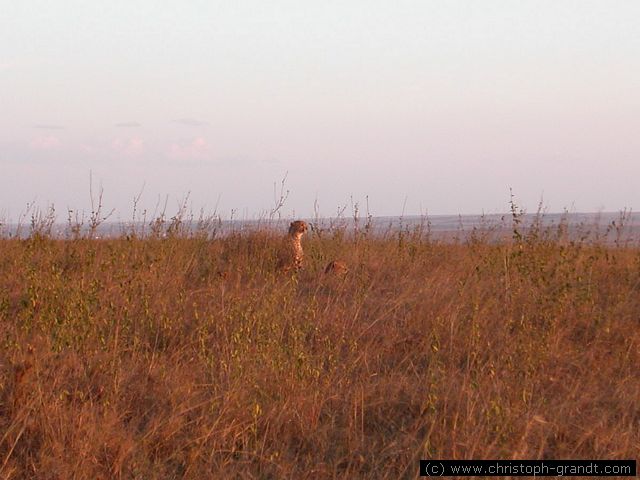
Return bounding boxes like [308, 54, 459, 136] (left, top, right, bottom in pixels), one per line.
[1, 0, 639, 220]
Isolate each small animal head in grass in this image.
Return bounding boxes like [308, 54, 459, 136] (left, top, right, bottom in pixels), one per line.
[288, 220, 308, 238]
[324, 260, 348, 275]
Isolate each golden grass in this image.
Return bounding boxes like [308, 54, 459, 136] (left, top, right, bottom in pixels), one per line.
[0, 222, 638, 478]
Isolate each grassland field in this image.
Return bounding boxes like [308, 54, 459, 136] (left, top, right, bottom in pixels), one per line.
[0, 216, 638, 478]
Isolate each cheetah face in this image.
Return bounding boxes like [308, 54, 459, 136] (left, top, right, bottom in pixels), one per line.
[289, 220, 308, 236]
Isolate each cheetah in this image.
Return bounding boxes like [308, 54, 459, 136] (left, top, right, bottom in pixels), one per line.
[324, 260, 348, 275]
[277, 220, 308, 272]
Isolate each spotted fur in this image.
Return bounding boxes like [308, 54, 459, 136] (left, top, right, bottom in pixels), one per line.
[278, 220, 308, 272]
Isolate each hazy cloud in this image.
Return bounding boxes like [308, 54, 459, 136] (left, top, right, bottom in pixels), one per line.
[115, 121, 141, 128]
[168, 137, 209, 159]
[30, 135, 62, 150]
[262, 157, 282, 165]
[34, 124, 65, 130]
[112, 137, 145, 156]
[172, 118, 209, 127]
[80, 144, 96, 154]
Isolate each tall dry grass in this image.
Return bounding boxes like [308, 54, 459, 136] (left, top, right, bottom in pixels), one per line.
[0, 215, 638, 478]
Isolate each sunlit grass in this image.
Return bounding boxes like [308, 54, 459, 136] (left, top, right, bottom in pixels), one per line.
[0, 209, 638, 478]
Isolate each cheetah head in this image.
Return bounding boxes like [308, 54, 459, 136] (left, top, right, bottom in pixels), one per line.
[288, 220, 308, 237]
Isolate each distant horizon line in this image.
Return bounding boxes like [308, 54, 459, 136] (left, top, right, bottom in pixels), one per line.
[2, 209, 638, 226]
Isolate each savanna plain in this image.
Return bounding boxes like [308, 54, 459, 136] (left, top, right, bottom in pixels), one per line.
[0, 209, 638, 479]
